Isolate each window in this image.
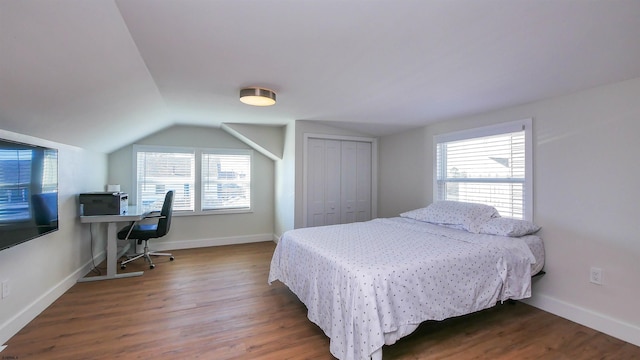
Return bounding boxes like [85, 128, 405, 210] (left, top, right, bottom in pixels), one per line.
[134, 145, 252, 214]
[434, 119, 532, 220]
[0, 148, 58, 222]
[201, 151, 251, 211]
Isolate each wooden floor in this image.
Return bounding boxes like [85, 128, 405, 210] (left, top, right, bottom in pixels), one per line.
[5, 241, 640, 359]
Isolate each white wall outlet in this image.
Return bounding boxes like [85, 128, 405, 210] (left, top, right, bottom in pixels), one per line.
[590, 267, 603, 285]
[1, 280, 8, 299]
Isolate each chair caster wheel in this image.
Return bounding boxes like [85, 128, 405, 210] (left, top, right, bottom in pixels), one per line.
[120, 264, 126, 269]
[170, 256, 175, 261]
[150, 264, 155, 269]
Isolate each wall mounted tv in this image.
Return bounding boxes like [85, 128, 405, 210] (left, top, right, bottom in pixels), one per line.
[0, 138, 59, 251]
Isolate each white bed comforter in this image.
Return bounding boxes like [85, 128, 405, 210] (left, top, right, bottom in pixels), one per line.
[268, 217, 536, 360]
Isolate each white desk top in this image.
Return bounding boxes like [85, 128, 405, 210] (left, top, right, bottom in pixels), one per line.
[80, 206, 152, 223]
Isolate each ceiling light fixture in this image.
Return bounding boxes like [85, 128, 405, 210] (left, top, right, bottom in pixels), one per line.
[239, 87, 276, 106]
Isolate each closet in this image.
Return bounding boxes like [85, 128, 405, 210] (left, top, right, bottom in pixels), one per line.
[305, 137, 373, 227]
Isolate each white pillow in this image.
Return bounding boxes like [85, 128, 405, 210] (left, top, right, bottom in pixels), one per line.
[477, 217, 541, 237]
[400, 201, 499, 233]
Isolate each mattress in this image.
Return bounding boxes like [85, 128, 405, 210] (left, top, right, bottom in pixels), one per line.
[269, 217, 543, 360]
[522, 233, 545, 275]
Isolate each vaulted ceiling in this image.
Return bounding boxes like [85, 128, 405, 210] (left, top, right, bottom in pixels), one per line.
[2, 1, 640, 153]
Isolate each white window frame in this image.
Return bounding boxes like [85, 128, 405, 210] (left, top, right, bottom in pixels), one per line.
[133, 145, 253, 216]
[433, 119, 533, 220]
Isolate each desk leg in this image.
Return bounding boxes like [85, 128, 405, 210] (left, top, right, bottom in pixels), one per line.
[106, 222, 117, 277]
[78, 222, 143, 282]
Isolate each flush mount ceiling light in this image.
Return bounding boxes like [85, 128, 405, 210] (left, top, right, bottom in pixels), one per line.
[239, 87, 276, 106]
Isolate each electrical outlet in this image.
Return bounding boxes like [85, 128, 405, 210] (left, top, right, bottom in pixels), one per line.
[590, 267, 603, 285]
[1, 280, 8, 299]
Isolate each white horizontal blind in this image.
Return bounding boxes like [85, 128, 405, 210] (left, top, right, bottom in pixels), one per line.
[436, 122, 528, 219]
[136, 149, 195, 211]
[42, 149, 58, 193]
[201, 150, 251, 211]
[0, 149, 32, 221]
[0, 149, 58, 222]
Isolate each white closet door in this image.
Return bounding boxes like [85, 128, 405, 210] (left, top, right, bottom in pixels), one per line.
[340, 141, 357, 224]
[307, 139, 325, 227]
[306, 137, 372, 227]
[306, 139, 341, 227]
[354, 141, 372, 222]
[324, 140, 342, 225]
[341, 141, 372, 224]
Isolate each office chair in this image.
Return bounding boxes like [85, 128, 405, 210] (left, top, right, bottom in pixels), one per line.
[118, 190, 175, 269]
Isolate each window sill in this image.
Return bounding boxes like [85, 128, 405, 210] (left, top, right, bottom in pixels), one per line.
[172, 208, 253, 217]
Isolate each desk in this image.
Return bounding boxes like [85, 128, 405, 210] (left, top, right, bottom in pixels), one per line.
[78, 206, 151, 282]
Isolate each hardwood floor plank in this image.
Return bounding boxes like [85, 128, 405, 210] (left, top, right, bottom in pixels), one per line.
[4, 241, 639, 359]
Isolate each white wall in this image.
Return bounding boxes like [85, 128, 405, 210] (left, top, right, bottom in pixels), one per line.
[378, 77, 640, 346]
[0, 129, 107, 344]
[274, 123, 296, 238]
[108, 125, 275, 249]
[378, 127, 431, 218]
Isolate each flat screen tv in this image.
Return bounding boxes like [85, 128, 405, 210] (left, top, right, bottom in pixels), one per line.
[0, 138, 59, 251]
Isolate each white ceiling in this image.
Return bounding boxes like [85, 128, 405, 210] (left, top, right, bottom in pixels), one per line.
[1, 0, 640, 153]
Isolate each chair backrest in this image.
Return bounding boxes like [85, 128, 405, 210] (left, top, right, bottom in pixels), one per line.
[156, 190, 174, 237]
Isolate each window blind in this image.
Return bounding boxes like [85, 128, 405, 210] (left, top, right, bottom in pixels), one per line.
[0, 149, 58, 222]
[42, 149, 58, 193]
[136, 150, 195, 211]
[0, 149, 32, 221]
[201, 152, 251, 211]
[134, 146, 252, 214]
[436, 129, 526, 219]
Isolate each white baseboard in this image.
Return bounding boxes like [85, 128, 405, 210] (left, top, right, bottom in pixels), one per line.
[154, 233, 276, 251]
[0, 250, 105, 345]
[523, 294, 640, 347]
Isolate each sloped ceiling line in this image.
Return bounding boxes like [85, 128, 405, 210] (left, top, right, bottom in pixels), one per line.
[221, 123, 285, 161]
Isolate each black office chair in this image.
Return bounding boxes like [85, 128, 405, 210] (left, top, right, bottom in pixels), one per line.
[118, 190, 175, 269]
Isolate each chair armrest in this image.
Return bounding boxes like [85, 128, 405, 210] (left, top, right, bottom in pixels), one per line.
[142, 210, 163, 219]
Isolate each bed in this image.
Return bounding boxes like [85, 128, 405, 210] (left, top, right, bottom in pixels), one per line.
[268, 201, 545, 360]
